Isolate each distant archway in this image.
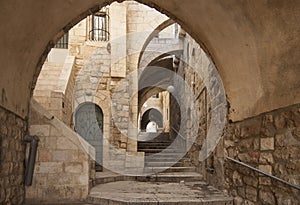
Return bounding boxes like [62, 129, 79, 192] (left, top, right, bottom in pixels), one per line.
[141, 108, 163, 131]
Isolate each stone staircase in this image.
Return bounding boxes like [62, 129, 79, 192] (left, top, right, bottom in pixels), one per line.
[138, 132, 196, 173]
[86, 132, 233, 204]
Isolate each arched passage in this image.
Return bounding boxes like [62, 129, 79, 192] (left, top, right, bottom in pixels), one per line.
[0, 1, 299, 204]
[75, 102, 103, 171]
[140, 108, 163, 131]
[137, 18, 176, 67]
[1, 1, 299, 121]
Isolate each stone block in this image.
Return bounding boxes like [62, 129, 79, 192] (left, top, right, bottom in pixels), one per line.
[38, 150, 52, 162]
[64, 162, 83, 173]
[245, 186, 257, 202]
[259, 190, 275, 205]
[259, 177, 271, 185]
[258, 165, 272, 175]
[53, 150, 79, 162]
[35, 162, 63, 174]
[56, 137, 78, 150]
[259, 152, 274, 164]
[260, 137, 274, 150]
[30, 125, 50, 136]
[232, 171, 243, 186]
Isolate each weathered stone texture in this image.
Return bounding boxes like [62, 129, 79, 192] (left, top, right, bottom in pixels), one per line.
[224, 104, 300, 204]
[0, 106, 26, 204]
[173, 33, 227, 189]
[26, 100, 95, 203]
[34, 56, 76, 127]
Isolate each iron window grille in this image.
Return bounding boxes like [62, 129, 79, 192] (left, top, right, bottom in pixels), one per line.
[54, 32, 69, 49]
[88, 8, 110, 41]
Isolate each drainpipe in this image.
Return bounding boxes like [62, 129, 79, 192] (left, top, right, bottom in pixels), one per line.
[24, 135, 39, 186]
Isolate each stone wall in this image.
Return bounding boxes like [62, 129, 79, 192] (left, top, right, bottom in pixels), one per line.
[173, 33, 221, 181]
[0, 106, 26, 204]
[175, 32, 300, 204]
[26, 100, 95, 203]
[70, 1, 170, 152]
[224, 103, 300, 204]
[33, 55, 76, 126]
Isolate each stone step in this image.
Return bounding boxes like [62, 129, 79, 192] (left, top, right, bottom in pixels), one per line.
[145, 161, 184, 167]
[94, 171, 203, 185]
[145, 158, 189, 163]
[144, 166, 196, 173]
[87, 180, 233, 205]
[138, 148, 181, 153]
[136, 172, 203, 182]
[138, 142, 172, 147]
[138, 132, 171, 142]
[138, 145, 172, 150]
[145, 151, 185, 159]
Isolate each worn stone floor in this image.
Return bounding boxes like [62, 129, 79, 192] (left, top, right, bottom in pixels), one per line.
[26, 171, 233, 205]
[87, 180, 233, 204]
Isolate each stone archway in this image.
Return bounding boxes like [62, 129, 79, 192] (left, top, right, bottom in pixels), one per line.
[141, 108, 163, 131]
[0, 0, 299, 122]
[1, 1, 300, 204]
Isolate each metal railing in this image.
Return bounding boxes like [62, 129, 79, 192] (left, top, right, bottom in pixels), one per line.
[54, 32, 68, 49]
[227, 157, 300, 191]
[89, 28, 110, 42]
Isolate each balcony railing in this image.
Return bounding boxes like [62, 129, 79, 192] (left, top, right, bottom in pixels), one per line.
[89, 28, 110, 42]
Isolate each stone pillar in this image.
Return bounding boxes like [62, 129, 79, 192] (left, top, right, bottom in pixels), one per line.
[110, 2, 127, 77]
[127, 72, 138, 152]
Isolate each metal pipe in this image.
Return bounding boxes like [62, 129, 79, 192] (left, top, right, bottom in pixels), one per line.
[24, 135, 39, 186]
[226, 157, 300, 191]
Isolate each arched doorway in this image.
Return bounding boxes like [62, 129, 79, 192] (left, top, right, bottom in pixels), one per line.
[141, 108, 163, 131]
[75, 102, 103, 171]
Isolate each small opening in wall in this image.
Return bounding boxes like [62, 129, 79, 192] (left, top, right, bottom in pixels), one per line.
[62, 102, 65, 108]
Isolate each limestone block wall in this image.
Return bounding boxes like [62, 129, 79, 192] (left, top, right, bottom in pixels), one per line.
[171, 32, 230, 190]
[110, 2, 127, 77]
[59, 56, 77, 126]
[171, 33, 210, 160]
[33, 55, 76, 126]
[0, 106, 26, 204]
[70, 1, 170, 152]
[224, 103, 300, 204]
[126, 1, 170, 152]
[26, 100, 95, 203]
[180, 36, 225, 185]
[175, 33, 300, 204]
[126, 1, 170, 75]
[33, 61, 64, 110]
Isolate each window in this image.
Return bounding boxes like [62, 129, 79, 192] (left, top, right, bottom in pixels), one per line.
[54, 32, 69, 49]
[88, 8, 109, 41]
[152, 93, 159, 98]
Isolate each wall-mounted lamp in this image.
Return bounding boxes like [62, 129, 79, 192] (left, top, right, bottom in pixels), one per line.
[167, 85, 175, 93]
